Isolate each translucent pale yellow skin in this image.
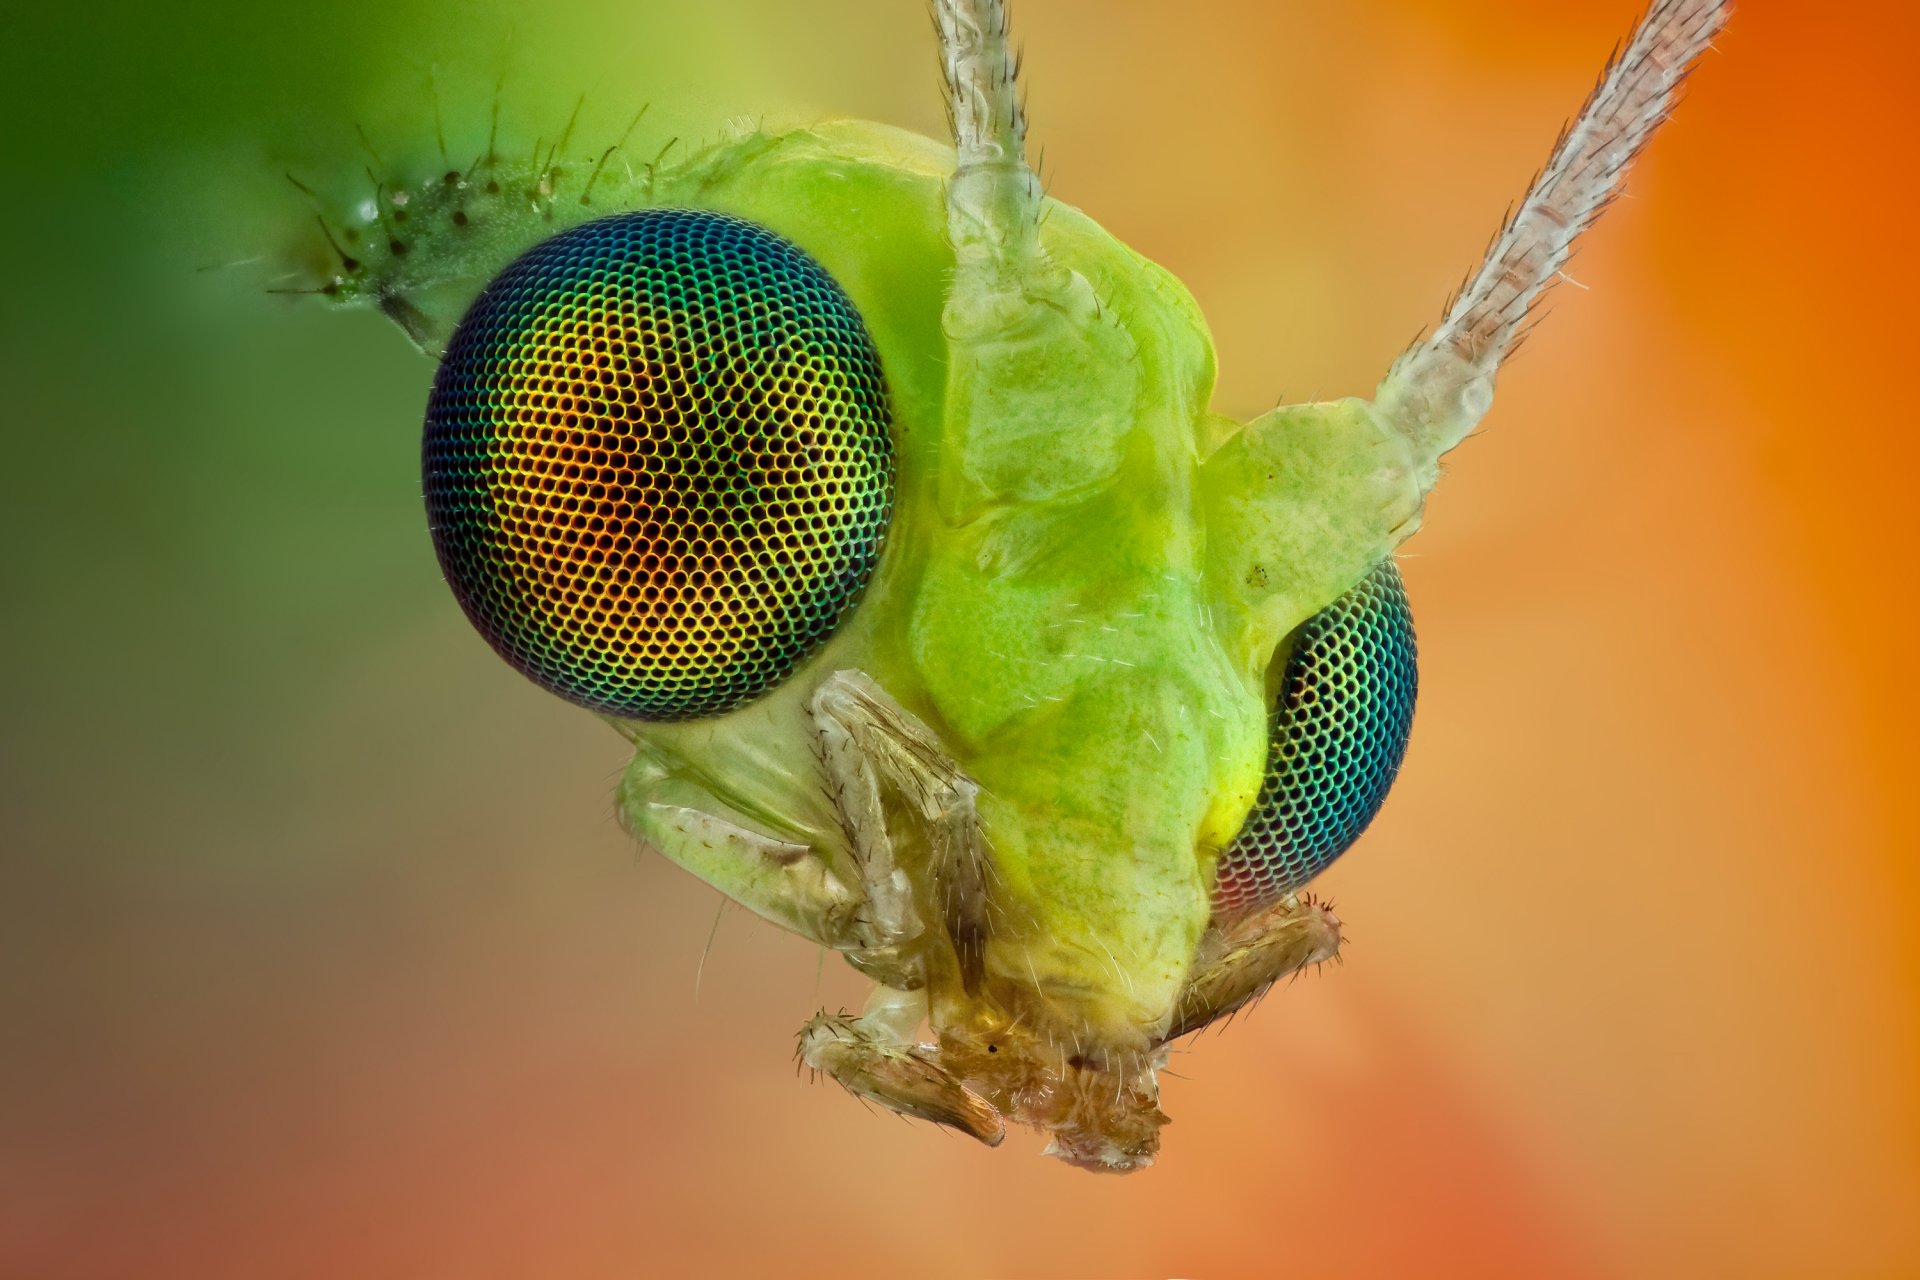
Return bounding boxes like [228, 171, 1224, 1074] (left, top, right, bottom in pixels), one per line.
[623, 121, 1415, 1049]
[325, 118, 1420, 1056]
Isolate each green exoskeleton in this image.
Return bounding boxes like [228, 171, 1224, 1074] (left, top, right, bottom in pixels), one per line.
[295, 0, 1728, 1168]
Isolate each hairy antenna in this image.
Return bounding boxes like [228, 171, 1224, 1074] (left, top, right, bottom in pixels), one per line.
[931, 0, 1045, 277]
[1375, 0, 1731, 480]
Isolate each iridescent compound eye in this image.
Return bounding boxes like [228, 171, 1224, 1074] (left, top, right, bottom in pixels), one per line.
[423, 210, 895, 720]
[1213, 560, 1418, 916]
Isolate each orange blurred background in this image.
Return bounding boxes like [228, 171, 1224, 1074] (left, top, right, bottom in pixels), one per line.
[2, 2, 1915, 1277]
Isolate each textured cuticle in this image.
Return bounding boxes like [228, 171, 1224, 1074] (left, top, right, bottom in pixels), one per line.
[1212, 559, 1418, 914]
[423, 209, 895, 720]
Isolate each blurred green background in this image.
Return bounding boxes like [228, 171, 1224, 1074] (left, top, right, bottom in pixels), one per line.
[4, 2, 1917, 1277]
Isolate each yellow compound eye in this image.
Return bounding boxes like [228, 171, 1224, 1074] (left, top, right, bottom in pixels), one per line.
[423, 211, 895, 721]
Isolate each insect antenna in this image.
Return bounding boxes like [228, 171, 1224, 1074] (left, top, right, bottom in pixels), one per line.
[1375, 0, 1731, 468]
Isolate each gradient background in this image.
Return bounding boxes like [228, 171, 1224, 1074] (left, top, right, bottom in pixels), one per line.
[2, 2, 1915, 1277]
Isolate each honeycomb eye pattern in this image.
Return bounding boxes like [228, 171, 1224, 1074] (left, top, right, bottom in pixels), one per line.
[424, 210, 895, 721]
[1213, 560, 1418, 917]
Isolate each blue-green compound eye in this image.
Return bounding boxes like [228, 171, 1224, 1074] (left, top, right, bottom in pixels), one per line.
[1213, 560, 1418, 916]
[424, 210, 895, 721]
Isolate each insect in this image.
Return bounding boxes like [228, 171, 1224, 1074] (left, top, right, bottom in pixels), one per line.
[292, 0, 1728, 1169]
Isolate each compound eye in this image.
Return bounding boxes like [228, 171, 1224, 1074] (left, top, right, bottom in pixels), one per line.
[1212, 559, 1418, 917]
[423, 210, 895, 720]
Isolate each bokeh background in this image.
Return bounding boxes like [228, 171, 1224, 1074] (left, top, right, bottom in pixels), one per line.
[3, 1, 1915, 1277]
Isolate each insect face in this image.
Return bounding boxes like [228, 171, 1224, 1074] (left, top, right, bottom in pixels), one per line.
[296, 0, 1729, 1169]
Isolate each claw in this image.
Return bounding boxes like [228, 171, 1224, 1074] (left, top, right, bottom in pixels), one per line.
[1163, 896, 1344, 1042]
[800, 1012, 1006, 1146]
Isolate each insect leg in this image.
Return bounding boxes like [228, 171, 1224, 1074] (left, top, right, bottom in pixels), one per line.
[617, 748, 875, 951]
[807, 670, 995, 992]
[1160, 895, 1343, 1043]
[798, 986, 1006, 1146]
[1374, 0, 1731, 488]
[798, 673, 1011, 1142]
